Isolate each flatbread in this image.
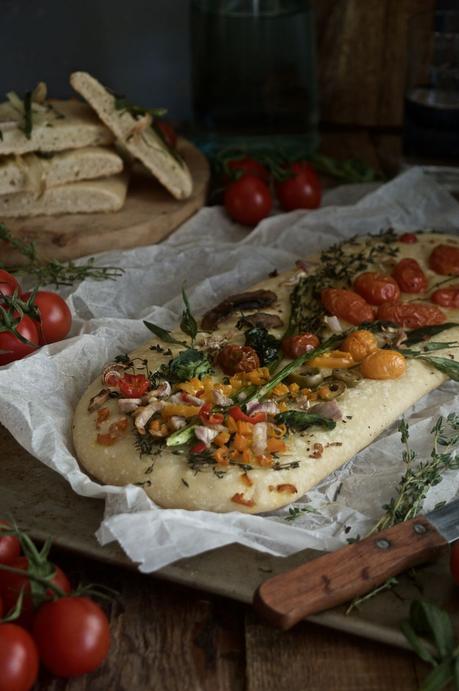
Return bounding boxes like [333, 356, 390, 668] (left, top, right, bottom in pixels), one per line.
[70, 71, 193, 201]
[72, 232, 459, 513]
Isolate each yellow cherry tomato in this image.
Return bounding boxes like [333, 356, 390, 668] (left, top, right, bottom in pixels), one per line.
[342, 330, 378, 363]
[360, 349, 406, 380]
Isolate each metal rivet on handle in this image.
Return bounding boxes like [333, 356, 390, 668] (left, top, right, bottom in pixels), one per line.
[376, 539, 391, 550]
[413, 523, 427, 535]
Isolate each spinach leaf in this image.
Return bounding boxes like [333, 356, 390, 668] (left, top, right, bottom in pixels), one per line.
[275, 411, 336, 432]
[419, 355, 459, 382]
[244, 327, 279, 367]
[405, 323, 459, 347]
[167, 348, 212, 382]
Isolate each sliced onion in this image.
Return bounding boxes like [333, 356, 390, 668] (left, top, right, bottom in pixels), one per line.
[150, 381, 171, 399]
[252, 422, 268, 456]
[309, 400, 342, 421]
[118, 398, 142, 413]
[213, 389, 233, 407]
[169, 416, 186, 431]
[246, 400, 279, 416]
[134, 401, 163, 434]
[324, 315, 343, 334]
[194, 426, 219, 447]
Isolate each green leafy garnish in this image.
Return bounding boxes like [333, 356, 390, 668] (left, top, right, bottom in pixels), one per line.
[419, 356, 459, 382]
[143, 321, 185, 346]
[167, 349, 212, 382]
[244, 326, 279, 367]
[275, 411, 336, 432]
[180, 287, 198, 343]
[404, 323, 459, 347]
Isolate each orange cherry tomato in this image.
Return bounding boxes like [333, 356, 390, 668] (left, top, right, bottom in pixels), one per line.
[360, 349, 406, 380]
[353, 272, 400, 306]
[341, 330, 378, 362]
[392, 258, 428, 293]
[217, 345, 260, 375]
[377, 302, 445, 328]
[281, 333, 319, 358]
[431, 285, 459, 308]
[429, 244, 459, 276]
[321, 288, 374, 326]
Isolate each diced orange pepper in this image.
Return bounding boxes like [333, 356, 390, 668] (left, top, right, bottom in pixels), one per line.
[308, 350, 354, 369]
[214, 430, 231, 447]
[229, 448, 241, 462]
[231, 493, 255, 507]
[256, 454, 273, 467]
[237, 421, 254, 436]
[277, 401, 288, 413]
[241, 472, 253, 487]
[213, 447, 229, 465]
[233, 433, 249, 452]
[242, 448, 254, 465]
[273, 383, 289, 397]
[226, 415, 238, 433]
[289, 383, 300, 395]
[162, 404, 201, 418]
[178, 378, 203, 394]
[150, 418, 161, 431]
[267, 438, 286, 454]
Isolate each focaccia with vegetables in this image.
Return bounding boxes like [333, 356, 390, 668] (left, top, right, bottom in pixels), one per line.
[72, 231, 459, 514]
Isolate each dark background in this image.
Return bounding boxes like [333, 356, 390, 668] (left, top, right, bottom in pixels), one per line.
[1, 0, 191, 120]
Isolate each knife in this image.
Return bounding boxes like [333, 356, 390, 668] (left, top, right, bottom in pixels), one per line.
[254, 498, 459, 630]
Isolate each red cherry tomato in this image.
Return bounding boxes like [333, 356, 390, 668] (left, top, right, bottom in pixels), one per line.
[321, 288, 374, 326]
[353, 272, 400, 306]
[429, 244, 459, 276]
[32, 596, 110, 678]
[224, 157, 270, 183]
[0, 556, 71, 618]
[118, 373, 150, 398]
[281, 333, 320, 358]
[392, 259, 428, 293]
[0, 314, 40, 366]
[450, 540, 459, 586]
[0, 522, 20, 566]
[0, 624, 39, 691]
[0, 595, 3, 619]
[431, 285, 459, 308]
[399, 233, 418, 244]
[377, 302, 445, 328]
[217, 344, 260, 375]
[22, 291, 72, 345]
[224, 176, 272, 226]
[0, 270, 20, 301]
[156, 120, 177, 148]
[275, 161, 321, 211]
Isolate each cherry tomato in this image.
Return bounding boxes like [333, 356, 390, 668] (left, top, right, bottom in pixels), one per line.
[0, 522, 20, 566]
[377, 302, 445, 328]
[392, 259, 428, 293]
[342, 330, 378, 362]
[275, 161, 321, 211]
[0, 624, 39, 691]
[217, 345, 260, 375]
[224, 156, 270, 183]
[431, 285, 459, 308]
[0, 270, 20, 301]
[321, 288, 374, 326]
[118, 374, 150, 398]
[224, 176, 272, 226]
[0, 314, 40, 366]
[429, 244, 459, 276]
[0, 595, 3, 619]
[33, 596, 110, 678]
[399, 233, 418, 244]
[353, 272, 400, 305]
[156, 120, 177, 148]
[0, 556, 71, 618]
[22, 291, 72, 345]
[360, 349, 406, 380]
[281, 333, 319, 358]
[450, 540, 459, 586]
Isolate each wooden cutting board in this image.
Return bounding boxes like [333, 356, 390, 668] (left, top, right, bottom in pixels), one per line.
[1, 138, 210, 265]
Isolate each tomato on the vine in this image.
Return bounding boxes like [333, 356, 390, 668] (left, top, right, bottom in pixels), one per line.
[0, 314, 40, 366]
[224, 175, 272, 226]
[275, 161, 321, 211]
[0, 522, 20, 566]
[224, 156, 270, 183]
[217, 344, 260, 375]
[0, 270, 20, 301]
[33, 596, 110, 678]
[0, 624, 39, 691]
[0, 556, 71, 617]
[22, 291, 72, 345]
[118, 373, 150, 398]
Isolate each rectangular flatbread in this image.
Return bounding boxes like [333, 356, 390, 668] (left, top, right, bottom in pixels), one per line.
[72, 231, 459, 514]
[0, 147, 124, 195]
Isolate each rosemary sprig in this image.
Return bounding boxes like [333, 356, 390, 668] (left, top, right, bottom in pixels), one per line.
[0, 224, 123, 287]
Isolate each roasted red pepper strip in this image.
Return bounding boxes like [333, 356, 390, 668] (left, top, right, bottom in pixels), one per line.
[199, 402, 224, 425]
[228, 406, 267, 423]
[191, 441, 207, 454]
[118, 374, 150, 398]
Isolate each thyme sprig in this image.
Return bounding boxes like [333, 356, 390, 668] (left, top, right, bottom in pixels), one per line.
[0, 224, 124, 287]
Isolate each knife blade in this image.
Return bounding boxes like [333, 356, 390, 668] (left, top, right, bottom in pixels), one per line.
[253, 498, 459, 630]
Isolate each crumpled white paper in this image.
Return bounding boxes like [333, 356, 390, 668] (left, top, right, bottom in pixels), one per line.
[1, 168, 458, 572]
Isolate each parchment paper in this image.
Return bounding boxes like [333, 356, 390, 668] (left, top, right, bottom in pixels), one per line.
[1, 168, 458, 572]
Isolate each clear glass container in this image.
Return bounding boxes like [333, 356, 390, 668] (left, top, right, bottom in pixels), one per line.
[190, 0, 319, 158]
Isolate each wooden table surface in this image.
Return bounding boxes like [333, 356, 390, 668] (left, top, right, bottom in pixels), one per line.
[5, 130, 450, 691]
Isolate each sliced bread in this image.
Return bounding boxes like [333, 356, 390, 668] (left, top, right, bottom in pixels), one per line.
[70, 71, 193, 200]
[0, 172, 128, 217]
[0, 99, 114, 155]
[0, 146, 124, 195]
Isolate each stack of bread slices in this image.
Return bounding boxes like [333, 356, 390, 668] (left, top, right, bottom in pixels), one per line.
[0, 74, 192, 218]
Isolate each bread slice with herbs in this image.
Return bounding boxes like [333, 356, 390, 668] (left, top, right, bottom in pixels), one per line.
[0, 146, 124, 196]
[70, 71, 193, 200]
[0, 91, 114, 155]
[0, 172, 128, 217]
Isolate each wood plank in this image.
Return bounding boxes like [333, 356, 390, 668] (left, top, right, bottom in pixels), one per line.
[245, 612, 423, 691]
[1, 138, 210, 265]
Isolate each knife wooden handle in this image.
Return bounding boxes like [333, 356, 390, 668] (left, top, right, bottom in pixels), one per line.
[253, 516, 448, 630]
